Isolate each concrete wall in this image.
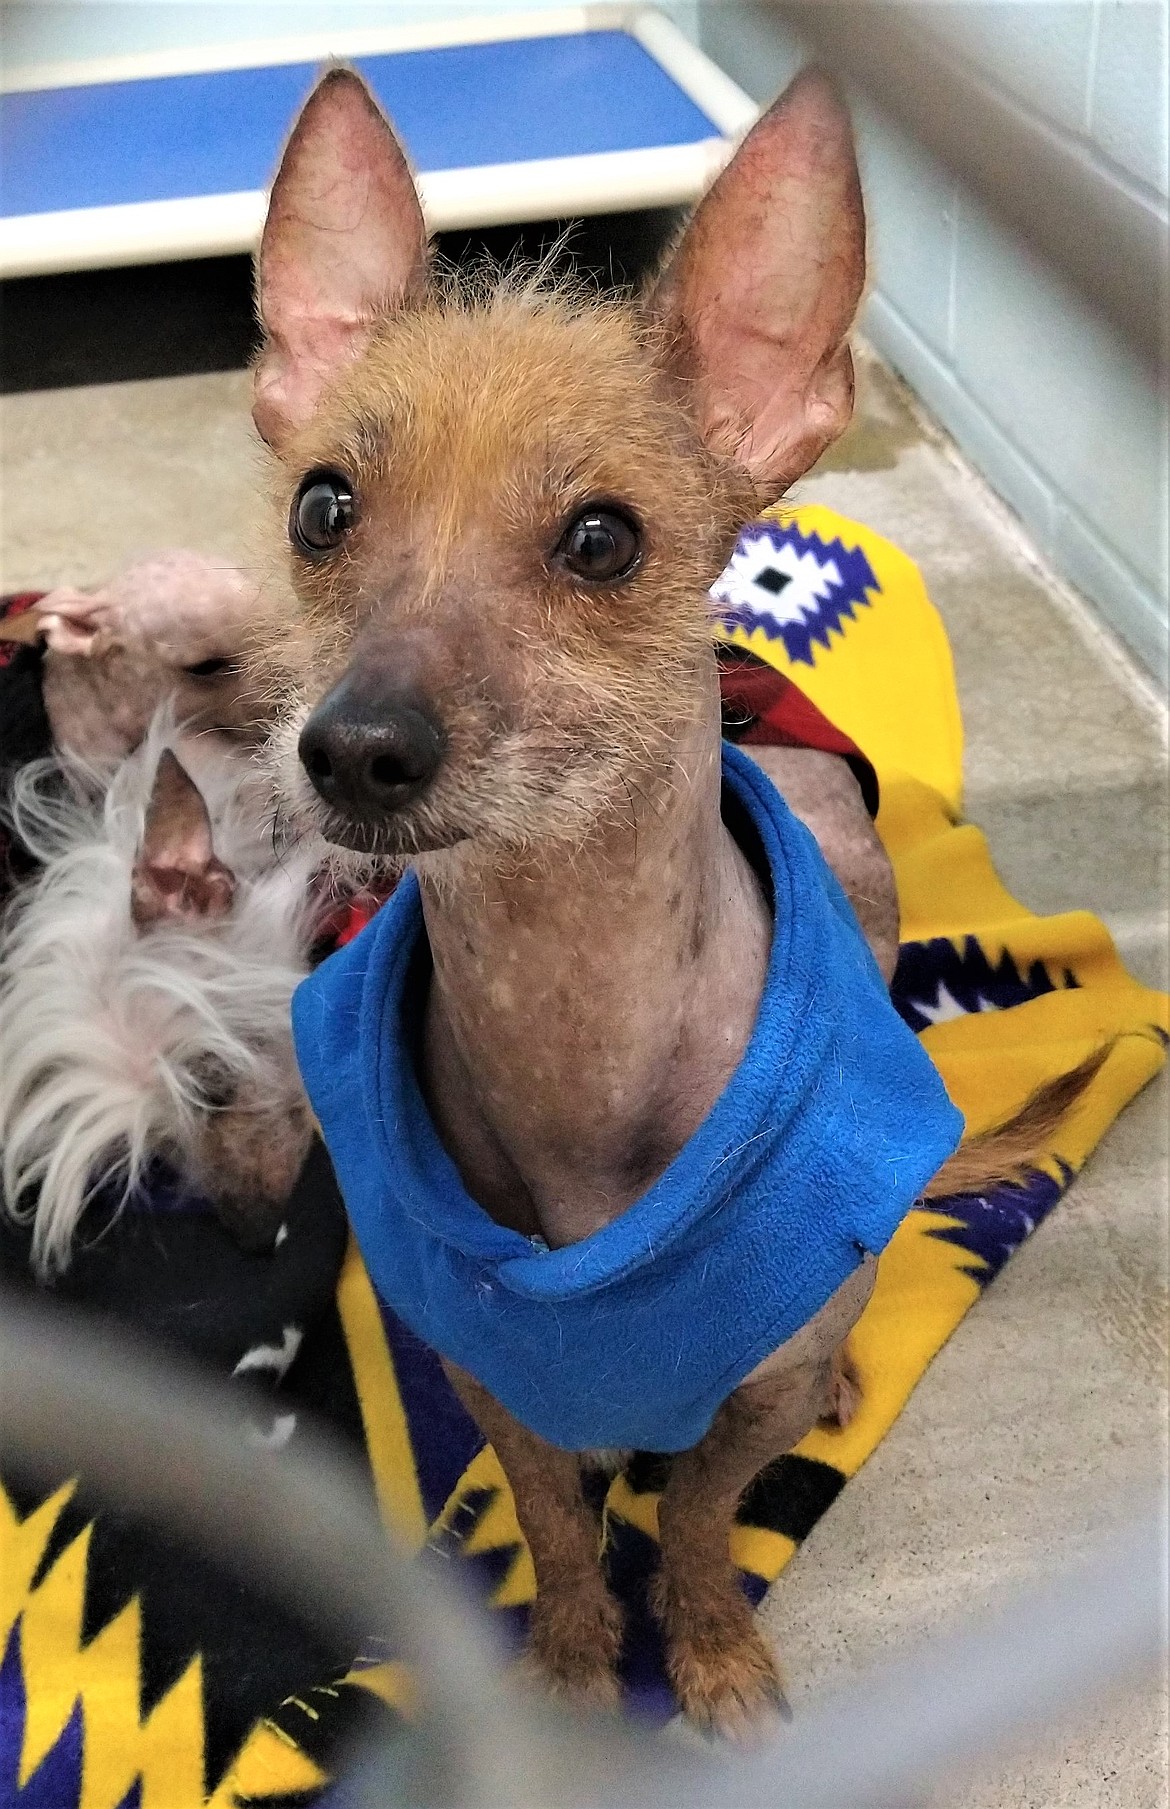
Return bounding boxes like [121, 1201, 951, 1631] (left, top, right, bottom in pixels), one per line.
[699, 2, 1169, 684]
[1, 3, 700, 68]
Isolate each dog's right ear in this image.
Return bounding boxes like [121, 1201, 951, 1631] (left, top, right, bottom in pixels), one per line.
[131, 750, 237, 930]
[253, 68, 428, 449]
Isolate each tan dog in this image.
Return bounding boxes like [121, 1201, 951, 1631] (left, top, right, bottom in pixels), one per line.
[251, 69, 1070, 1733]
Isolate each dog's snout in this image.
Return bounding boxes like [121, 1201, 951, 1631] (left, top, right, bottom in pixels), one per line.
[299, 685, 446, 817]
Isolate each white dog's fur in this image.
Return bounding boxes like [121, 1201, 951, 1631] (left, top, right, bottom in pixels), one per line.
[0, 716, 318, 1275]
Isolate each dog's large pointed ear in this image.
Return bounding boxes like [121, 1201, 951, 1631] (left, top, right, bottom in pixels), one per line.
[131, 751, 237, 929]
[253, 68, 428, 448]
[648, 69, 865, 498]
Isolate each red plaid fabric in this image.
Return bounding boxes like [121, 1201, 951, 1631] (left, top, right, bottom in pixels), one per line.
[716, 643, 879, 817]
[0, 592, 43, 669]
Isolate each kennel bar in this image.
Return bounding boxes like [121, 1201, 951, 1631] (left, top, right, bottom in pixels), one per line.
[0, 6, 757, 280]
[1, 1294, 1165, 1808]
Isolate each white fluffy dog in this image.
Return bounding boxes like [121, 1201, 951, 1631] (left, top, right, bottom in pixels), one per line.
[0, 716, 320, 1275]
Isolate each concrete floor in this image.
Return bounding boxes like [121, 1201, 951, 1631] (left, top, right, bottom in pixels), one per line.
[780, 351, 1169, 1808]
[1, 345, 1166, 1805]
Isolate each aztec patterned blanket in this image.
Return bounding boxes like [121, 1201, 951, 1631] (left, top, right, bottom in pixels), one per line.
[2, 503, 1166, 1807]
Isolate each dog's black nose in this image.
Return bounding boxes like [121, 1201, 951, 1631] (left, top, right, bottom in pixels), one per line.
[298, 686, 445, 817]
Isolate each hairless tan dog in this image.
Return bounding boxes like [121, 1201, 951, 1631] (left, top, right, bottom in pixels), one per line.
[250, 69, 1080, 1734]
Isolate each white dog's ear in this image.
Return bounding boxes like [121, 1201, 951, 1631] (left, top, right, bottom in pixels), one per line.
[254, 68, 428, 448]
[131, 751, 236, 929]
[649, 69, 865, 498]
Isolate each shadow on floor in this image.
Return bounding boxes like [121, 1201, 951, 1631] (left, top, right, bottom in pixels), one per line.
[0, 208, 681, 394]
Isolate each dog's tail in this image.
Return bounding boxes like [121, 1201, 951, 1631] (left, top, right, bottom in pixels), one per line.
[923, 1044, 1113, 1200]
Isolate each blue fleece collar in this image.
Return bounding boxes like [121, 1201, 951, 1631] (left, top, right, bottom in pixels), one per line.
[293, 745, 963, 1452]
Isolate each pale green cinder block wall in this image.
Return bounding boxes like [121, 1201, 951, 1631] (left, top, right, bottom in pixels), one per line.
[1, 3, 700, 67]
[699, 1, 1169, 686]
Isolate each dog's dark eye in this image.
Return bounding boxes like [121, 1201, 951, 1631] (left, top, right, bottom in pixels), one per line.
[291, 470, 356, 556]
[183, 656, 234, 678]
[556, 507, 641, 582]
[192, 1056, 236, 1112]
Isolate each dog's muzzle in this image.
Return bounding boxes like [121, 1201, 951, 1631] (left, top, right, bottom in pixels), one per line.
[298, 677, 446, 828]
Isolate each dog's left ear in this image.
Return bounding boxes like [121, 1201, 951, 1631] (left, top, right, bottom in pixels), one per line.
[131, 750, 237, 929]
[649, 69, 865, 497]
[254, 68, 428, 448]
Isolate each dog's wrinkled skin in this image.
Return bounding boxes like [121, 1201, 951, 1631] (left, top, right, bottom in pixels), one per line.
[253, 67, 885, 1732]
[2, 552, 267, 762]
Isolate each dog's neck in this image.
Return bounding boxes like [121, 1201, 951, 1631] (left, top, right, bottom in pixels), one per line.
[418, 660, 772, 1247]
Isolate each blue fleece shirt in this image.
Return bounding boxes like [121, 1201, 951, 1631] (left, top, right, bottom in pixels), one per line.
[293, 745, 963, 1452]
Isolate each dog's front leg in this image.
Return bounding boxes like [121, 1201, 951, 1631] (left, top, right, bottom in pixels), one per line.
[442, 1361, 624, 1709]
[652, 1362, 822, 1737]
[653, 1259, 876, 1737]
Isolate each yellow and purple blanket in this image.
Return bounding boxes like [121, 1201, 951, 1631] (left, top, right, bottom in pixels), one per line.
[2, 504, 1165, 1807]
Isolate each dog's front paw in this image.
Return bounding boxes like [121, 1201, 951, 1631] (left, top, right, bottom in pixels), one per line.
[521, 1582, 624, 1711]
[654, 1576, 788, 1739]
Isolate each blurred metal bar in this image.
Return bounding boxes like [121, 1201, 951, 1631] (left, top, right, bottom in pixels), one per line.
[775, 1, 1169, 377]
[1, 1291, 1165, 1809]
[0, 1289, 581, 1808]
[666, 1503, 1168, 1809]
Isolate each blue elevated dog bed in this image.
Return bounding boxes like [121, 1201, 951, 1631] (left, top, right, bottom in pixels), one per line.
[0, 7, 756, 278]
